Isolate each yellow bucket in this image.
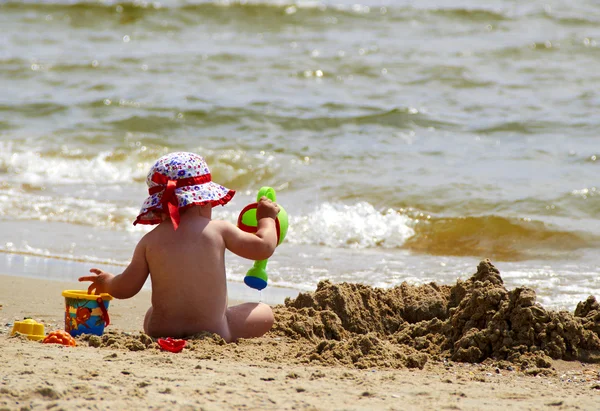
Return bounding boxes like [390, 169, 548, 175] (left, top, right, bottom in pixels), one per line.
[62, 290, 113, 337]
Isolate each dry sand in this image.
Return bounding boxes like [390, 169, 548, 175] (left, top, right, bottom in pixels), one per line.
[1, 261, 600, 410]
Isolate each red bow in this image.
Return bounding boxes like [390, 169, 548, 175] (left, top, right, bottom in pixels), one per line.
[149, 172, 212, 230]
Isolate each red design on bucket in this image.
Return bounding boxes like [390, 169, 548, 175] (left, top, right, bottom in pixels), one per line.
[96, 297, 110, 327]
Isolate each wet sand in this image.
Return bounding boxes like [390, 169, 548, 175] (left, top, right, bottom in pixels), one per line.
[1, 261, 600, 410]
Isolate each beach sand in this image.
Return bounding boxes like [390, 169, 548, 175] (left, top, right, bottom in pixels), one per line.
[2, 261, 600, 410]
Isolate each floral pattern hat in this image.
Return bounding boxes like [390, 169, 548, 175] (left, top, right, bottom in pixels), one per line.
[134, 152, 235, 230]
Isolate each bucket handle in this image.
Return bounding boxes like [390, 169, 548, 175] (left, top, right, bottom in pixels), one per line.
[96, 298, 110, 327]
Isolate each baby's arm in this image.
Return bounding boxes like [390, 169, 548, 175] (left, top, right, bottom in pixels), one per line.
[221, 196, 280, 261]
[78, 239, 150, 299]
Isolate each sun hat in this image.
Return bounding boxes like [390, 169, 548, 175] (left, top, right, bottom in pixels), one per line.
[133, 152, 235, 230]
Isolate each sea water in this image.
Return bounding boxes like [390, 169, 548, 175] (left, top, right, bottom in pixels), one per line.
[1, 0, 599, 309]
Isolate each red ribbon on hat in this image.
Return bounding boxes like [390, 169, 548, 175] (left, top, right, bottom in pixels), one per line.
[149, 172, 213, 230]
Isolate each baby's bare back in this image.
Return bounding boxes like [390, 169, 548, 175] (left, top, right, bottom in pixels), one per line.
[143, 213, 229, 337]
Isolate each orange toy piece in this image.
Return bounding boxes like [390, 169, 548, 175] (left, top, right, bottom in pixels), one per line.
[43, 330, 77, 347]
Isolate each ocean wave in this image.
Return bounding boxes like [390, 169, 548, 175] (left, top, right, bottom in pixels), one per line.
[0, 142, 292, 227]
[405, 65, 496, 89]
[0, 187, 142, 229]
[0, 102, 68, 117]
[263, 107, 456, 131]
[106, 114, 183, 134]
[422, 5, 599, 27]
[0, 172, 417, 247]
[471, 119, 594, 135]
[4, 0, 599, 31]
[285, 202, 415, 249]
[0, 1, 527, 29]
[425, 7, 508, 22]
[403, 215, 598, 261]
[210, 205, 600, 259]
[0, 144, 598, 260]
[0, 0, 387, 26]
[0, 145, 147, 185]
[0, 143, 285, 189]
[0, 176, 598, 261]
[64, 103, 455, 134]
[547, 15, 600, 26]
[481, 39, 600, 64]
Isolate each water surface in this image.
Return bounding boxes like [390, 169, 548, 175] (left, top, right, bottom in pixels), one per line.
[1, 0, 599, 309]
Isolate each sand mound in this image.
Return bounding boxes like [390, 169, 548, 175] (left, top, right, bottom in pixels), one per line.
[272, 259, 600, 369]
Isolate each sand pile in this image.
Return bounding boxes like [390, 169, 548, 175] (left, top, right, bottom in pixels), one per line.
[272, 259, 600, 370]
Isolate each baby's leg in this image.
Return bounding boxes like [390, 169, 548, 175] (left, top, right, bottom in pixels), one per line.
[225, 302, 274, 342]
[143, 306, 153, 334]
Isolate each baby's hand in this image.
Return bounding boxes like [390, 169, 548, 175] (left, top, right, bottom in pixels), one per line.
[78, 268, 115, 295]
[256, 196, 280, 221]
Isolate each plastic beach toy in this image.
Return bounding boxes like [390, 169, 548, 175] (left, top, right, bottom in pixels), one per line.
[157, 337, 186, 353]
[43, 330, 77, 347]
[11, 318, 45, 341]
[237, 187, 288, 290]
[62, 290, 113, 337]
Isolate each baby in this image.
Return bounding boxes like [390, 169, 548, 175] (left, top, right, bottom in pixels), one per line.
[79, 152, 279, 342]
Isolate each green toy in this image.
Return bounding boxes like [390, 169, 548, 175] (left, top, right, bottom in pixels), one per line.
[237, 187, 288, 290]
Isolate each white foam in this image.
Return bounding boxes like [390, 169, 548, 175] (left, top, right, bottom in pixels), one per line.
[0, 143, 147, 186]
[0, 143, 284, 194]
[0, 188, 143, 230]
[286, 202, 415, 248]
[501, 268, 600, 311]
